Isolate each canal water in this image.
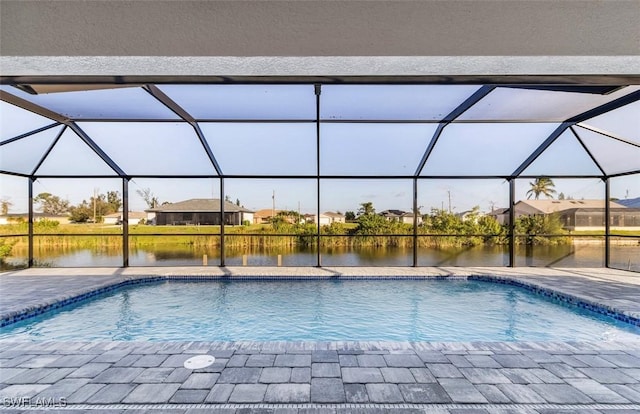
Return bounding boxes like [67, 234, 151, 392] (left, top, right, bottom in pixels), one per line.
[3, 243, 638, 271]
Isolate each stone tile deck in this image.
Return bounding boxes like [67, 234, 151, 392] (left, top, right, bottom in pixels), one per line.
[1, 266, 640, 413]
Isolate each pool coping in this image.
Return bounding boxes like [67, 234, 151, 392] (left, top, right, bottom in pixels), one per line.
[1, 338, 639, 411]
[2, 269, 640, 329]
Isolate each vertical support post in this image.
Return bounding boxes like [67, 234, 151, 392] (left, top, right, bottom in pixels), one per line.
[220, 177, 225, 267]
[28, 177, 34, 268]
[315, 84, 322, 267]
[604, 177, 611, 268]
[122, 178, 129, 267]
[412, 178, 418, 267]
[509, 178, 516, 267]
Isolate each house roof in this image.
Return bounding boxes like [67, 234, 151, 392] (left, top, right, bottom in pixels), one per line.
[516, 199, 624, 214]
[147, 199, 253, 213]
[618, 197, 640, 208]
[380, 209, 406, 217]
[253, 209, 281, 218]
[323, 211, 345, 218]
[455, 210, 476, 217]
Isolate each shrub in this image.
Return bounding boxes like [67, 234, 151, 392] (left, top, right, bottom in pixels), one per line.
[0, 239, 15, 262]
[34, 218, 60, 230]
[515, 213, 568, 245]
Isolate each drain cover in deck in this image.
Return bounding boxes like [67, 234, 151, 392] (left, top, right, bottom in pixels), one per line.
[184, 355, 215, 369]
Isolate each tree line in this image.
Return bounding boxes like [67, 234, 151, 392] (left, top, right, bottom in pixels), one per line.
[257, 201, 567, 247]
[33, 191, 122, 223]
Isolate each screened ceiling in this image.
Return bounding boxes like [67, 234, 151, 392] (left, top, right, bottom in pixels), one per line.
[1, 83, 639, 180]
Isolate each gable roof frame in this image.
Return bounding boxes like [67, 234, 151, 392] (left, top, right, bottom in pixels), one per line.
[0, 89, 127, 178]
[511, 89, 640, 178]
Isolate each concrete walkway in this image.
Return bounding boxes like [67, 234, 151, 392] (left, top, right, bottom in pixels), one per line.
[1, 267, 640, 412]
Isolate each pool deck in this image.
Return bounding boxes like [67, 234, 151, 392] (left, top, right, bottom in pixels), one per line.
[1, 266, 640, 413]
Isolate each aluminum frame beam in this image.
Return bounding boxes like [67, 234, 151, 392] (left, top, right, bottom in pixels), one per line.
[220, 178, 225, 267]
[0, 123, 60, 146]
[122, 179, 129, 267]
[0, 170, 30, 177]
[502, 85, 625, 95]
[508, 179, 515, 267]
[576, 123, 640, 149]
[605, 178, 611, 268]
[28, 178, 34, 267]
[315, 84, 322, 267]
[3, 75, 640, 85]
[608, 170, 640, 178]
[0, 90, 69, 124]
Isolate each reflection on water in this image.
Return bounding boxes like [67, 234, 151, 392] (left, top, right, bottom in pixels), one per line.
[3, 242, 638, 271]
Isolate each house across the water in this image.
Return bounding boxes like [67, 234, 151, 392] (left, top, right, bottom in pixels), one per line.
[103, 212, 147, 225]
[489, 199, 640, 231]
[379, 209, 422, 225]
[146, 199, 254, 226]
[253, 209, 280, 224]
[323, 212, 346, 224]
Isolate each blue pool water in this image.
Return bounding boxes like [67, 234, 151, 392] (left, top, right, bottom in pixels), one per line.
[2, 280, 639, 342]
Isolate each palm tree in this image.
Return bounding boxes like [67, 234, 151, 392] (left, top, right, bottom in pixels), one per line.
[357, 202, 375, 216]
[527, 177, 557, 200]
[0, 198, 12, 215]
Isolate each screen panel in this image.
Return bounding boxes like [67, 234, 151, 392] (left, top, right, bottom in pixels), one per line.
[32, 178, 123, 228]
[418, 179, 509, 217]
[581, 100, 640, 144]
[201, 123, 316, 175]
[522, 130, 603, 176]
[457, 86, 640, 122]
[321, 123, 437, 175]
[513, 178, 605, 268]
[321, 85, 480, 120]
[0, 100, 56, 142]
[421, 123, 560, 176]
[0, 125, 64, 174]
[158, 85, 316, 120]
[576, 127, 640, 176]
[35, 129, 118, 176]
[80, 122, 217, 176]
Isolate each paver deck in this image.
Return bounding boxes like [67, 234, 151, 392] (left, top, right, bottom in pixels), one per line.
[1, 266, 640, 413]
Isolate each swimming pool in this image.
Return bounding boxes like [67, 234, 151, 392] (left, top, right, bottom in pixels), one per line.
[2, 279, 639, 342]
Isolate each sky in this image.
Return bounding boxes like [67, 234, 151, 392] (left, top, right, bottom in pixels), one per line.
[1, 84, 639, 215]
